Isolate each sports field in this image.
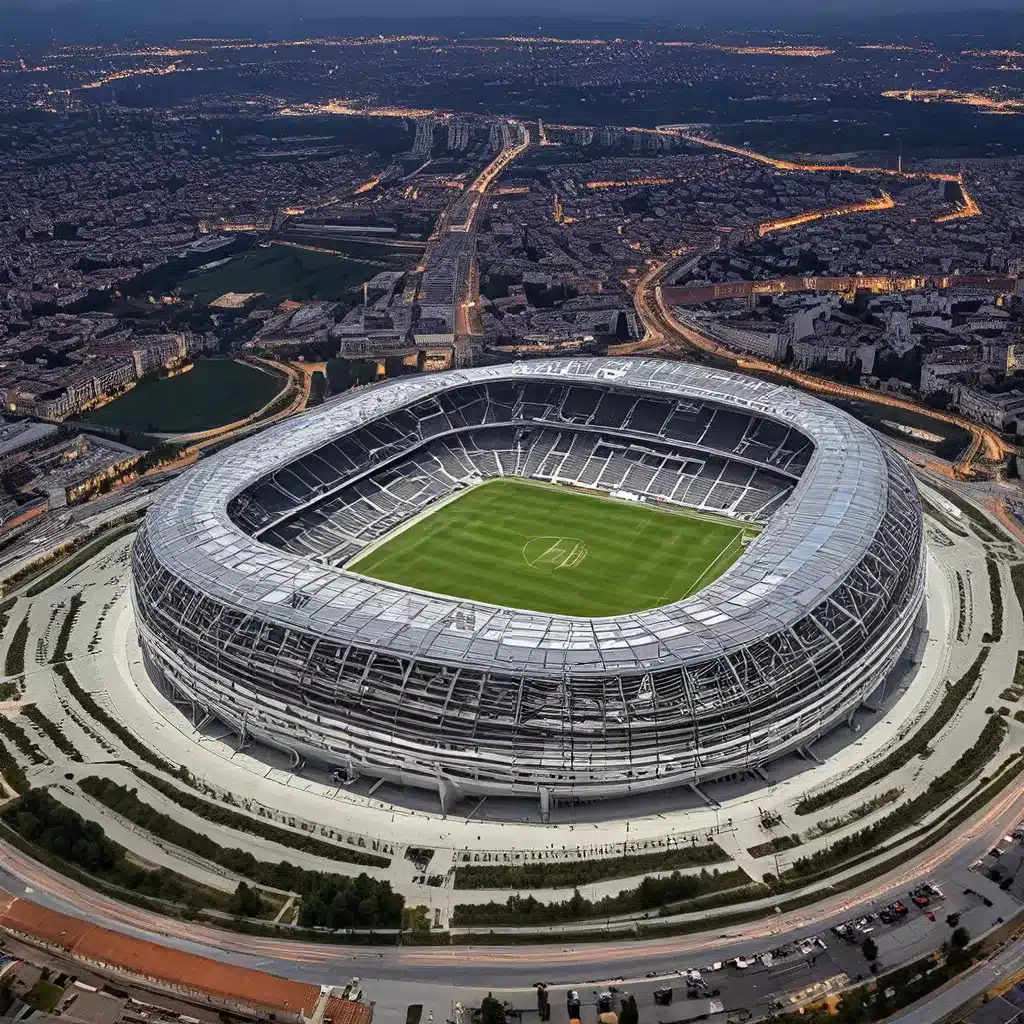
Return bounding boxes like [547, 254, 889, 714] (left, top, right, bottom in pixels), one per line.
[349, 479, 748, 616]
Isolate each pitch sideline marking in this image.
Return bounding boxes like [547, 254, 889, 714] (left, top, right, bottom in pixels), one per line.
[681, 529, 746, 600]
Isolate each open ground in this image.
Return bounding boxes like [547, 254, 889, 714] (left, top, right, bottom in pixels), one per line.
[82, 360, 285, 434]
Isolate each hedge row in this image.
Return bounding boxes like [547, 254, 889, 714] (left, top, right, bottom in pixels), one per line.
[787, 714, 1007, 878]
[22, 704, 82, 761]
[2, 787, 240, 914]
[453, 842, 728, 890]
[132, 767, 390, 868]
[1012, 564, 1024, 622]
[53, 663, 190, 782]
[0, 596, 17, 650]
[747, 834, 802, 859]
[451, 866, 751, 926]
[811, 788, 904, 838]
[0, 713, 45, 765]
[4, 614, 29, 677]
[79, 776, 403, 931]
[795, 646, 989, 815]
[983, 557, 1003, 644]
[0, 736, 27, 792]
[51, 592, 83, 663]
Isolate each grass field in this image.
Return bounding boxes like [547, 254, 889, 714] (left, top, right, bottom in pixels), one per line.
[82, 359, 284, 434]
[179, 245, 393, 304]
[349, 479, 748, 616]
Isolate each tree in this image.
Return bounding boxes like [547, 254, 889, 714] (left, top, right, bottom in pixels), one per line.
[228, 881, 264, 918]
[862, 937, 879, 963]
[951, 926, 970, 950]
[480, 994, 506, 1024]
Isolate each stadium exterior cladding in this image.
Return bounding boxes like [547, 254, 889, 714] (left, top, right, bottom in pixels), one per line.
[132, 358, 925, 811]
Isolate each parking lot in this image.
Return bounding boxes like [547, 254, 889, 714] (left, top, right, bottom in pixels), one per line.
[477, 866, 1022, 1024]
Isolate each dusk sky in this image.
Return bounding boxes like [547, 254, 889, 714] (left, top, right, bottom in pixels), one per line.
[2, 0, 1022, 19]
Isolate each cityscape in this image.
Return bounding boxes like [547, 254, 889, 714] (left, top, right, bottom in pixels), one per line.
[1, 10, 1024, 1024]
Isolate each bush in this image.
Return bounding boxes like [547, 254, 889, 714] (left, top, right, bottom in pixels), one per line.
[53, 663, 191, 782]
[21, 704, 82, 761]
[452, 866, 752, 926]
[0, 713, 45, 765]
[786, 715, 1008, 880]
[132, 767, 389, 868]
[228, 881, 266, 918]
[1013, 565, 1024, 622]
[1014, 651, 1024, 688]
[480, 995, 507, 1024]
[4, 614, 29, 677]
[985, 557, 1003, 644]
[454, 843, 728, 890]
[0, 736, 28, 792]
[80, 776, 403, 930]
[51, 592, 83, 663]
[796, 648, 989, 815]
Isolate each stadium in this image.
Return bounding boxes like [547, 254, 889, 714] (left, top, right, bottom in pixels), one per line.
[131, 358, 926, 811]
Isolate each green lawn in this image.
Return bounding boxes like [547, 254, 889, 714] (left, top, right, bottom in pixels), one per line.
[82, 359, 284, 434]
[349, 479, 748, 616]
[179, 245, 391, 304]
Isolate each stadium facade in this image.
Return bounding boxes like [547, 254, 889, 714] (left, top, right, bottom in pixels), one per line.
[132, 358, 925, 812]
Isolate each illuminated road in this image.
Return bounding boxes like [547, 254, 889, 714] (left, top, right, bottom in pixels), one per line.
[453, 120, 529, 336]
[635, 257, 1012, 479]
[758, 190, 894, 236]
[663, 129, 963, 184]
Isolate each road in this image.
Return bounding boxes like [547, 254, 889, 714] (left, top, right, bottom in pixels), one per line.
[1, 760, 1022, 995]
[633, 255, 1013, 479]
[454, 120, 529, 338]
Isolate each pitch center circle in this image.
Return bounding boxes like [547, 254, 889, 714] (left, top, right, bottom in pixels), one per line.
[522, 535, 589, 570]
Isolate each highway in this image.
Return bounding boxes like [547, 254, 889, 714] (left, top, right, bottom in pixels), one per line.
[1, 761, 1022, 994]
[453, 120, 529, 337]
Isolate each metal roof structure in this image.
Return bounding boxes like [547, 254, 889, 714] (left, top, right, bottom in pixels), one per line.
[142, 358, 894, 676]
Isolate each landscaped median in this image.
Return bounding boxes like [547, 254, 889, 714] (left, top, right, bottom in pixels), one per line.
[450, 744, 1024, 943]
[451, 866, 755, 926]
[130, 766, 391, 868]
[77, 776, 403, 931]
[453, 842, 728, 889]
[776, 713, 1010, 884]
[795, 647, 989, 815]
[1, 787, 263, 918]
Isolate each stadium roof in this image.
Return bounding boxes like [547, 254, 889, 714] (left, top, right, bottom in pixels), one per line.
[143, 358, 892, 675]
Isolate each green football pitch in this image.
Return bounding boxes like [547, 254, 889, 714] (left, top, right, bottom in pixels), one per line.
[348, 479, 749, 617]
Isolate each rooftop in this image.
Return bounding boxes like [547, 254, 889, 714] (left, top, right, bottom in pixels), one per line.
[142, 357, 900, 676]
